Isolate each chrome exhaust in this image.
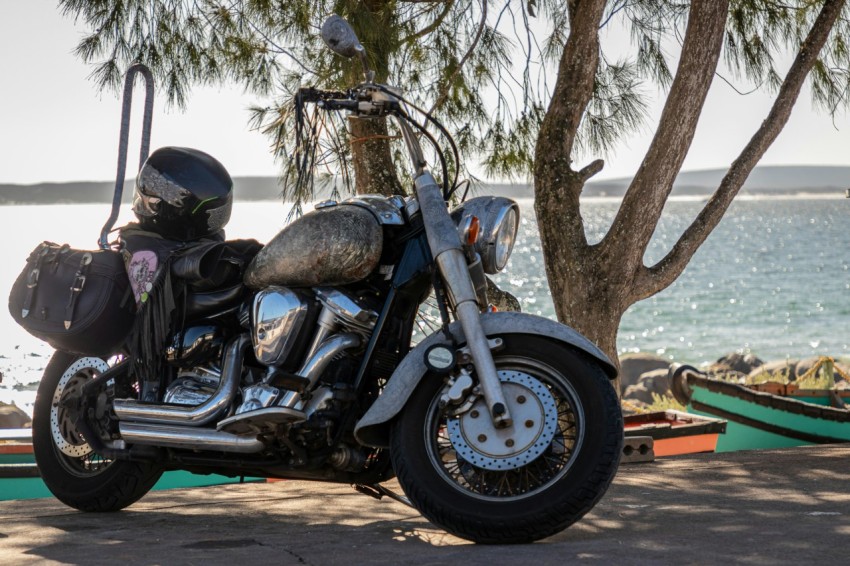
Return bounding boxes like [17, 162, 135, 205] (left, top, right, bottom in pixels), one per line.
[113, 334, 251, 426]
[278, 332, 361, 409]
[119, 422, 264, 453]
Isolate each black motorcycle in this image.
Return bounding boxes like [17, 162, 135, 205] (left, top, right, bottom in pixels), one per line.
[21, 16, 622, 544]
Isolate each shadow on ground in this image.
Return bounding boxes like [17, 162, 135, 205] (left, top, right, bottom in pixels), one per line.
[1, 445, 849, 565]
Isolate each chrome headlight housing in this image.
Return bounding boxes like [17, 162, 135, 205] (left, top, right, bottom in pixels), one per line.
[453, 196, 520, 274]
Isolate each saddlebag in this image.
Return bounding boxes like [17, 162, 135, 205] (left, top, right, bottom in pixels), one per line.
[8, 242, 136, 357]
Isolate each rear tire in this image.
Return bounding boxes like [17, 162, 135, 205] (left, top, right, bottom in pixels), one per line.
[389, 334, 622, 543]
[32, 351, 164, 511]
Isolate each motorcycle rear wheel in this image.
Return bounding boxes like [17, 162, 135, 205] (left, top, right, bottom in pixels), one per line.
[32, 351, 164, 511]
[389, 334, 622, 543]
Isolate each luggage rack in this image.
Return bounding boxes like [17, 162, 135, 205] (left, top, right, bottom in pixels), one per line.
[99, 63, 155, 249]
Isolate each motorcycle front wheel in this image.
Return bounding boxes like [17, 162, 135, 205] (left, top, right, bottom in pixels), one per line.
[389, 334, 622, 543]
[32, 351, 164, 511]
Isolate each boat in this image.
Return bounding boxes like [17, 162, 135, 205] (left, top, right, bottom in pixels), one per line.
[670, 364, 850, 452]
[624, 409, 727, 458]
[1, 428, 265, 501]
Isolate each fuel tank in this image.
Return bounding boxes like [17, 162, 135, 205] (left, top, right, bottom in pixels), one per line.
[244, 204, 383, 289]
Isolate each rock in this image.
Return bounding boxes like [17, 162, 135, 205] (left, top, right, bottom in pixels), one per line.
[622, 369, 672, 405]
[748, 359, 799, 382]
[710, 352, 764, 375]
[619, 353, 671, 392]
[485, 277, 521, 312]
[0, 402, 31, 428]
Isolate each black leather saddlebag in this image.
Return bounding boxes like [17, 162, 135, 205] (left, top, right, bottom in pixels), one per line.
[8, 242, 136, 356]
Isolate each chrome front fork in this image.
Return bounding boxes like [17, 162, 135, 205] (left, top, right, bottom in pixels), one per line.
[414, 173, 512, 428]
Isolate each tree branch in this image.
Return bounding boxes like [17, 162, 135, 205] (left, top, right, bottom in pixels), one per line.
[533, 0, 607, 252]
[604, 0, 729, 267]
[402, 0, 454, 43]
[428, 0, 487, 115]
[643, 0, 847, 298]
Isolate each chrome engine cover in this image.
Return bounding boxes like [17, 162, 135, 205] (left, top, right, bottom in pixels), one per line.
[163, 365, 222, 406]
[251, 286, 310, 366]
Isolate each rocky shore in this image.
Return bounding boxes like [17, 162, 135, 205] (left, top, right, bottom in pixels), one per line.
[620, 351, 850, 413]
[0, 401, 31, 428]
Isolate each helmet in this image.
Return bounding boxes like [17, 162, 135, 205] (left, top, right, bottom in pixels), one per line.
[132, 147, 233, 241]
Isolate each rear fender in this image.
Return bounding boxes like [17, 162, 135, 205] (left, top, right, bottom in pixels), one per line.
[354, 311, 616, 448]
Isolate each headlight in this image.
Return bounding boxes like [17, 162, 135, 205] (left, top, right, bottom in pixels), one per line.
[452, 196, 520, 274]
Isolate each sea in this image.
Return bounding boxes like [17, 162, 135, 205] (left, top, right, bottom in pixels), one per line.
[1, 195, 848, 416]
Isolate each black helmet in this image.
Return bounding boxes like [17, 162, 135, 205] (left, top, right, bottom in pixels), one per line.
[133, 147, 233, 241]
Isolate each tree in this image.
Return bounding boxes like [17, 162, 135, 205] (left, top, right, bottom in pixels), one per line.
[534, 0, 849, 378]
[61, 1, 850, 382]
[59, 1, 532, 201]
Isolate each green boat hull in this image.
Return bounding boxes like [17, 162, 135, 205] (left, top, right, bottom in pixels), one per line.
[672, 366, 850, 453]
[0, 470, 262, 502]
[0, 437, 264, 501]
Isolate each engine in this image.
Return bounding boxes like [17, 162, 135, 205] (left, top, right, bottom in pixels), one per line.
[161, 287, 378, 423]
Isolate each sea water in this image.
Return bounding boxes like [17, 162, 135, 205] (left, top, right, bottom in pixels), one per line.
[1, 196, 848, 415]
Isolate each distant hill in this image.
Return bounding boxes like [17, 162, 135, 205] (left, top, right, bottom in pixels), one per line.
[0, 177, 287, 205]
[1, 165, 848, 204]
[585, 165, 850, 197]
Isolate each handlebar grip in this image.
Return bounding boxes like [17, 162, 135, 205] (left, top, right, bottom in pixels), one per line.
[318, 99, 360, 112]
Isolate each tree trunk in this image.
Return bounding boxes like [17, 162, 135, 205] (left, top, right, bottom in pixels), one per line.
[534, 0, 729, 391]
[348, 117, 402, 196]
[534, 0, 844, 399]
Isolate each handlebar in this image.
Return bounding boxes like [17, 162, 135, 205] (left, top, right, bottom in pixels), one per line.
[295, 84, 456, 200]
[298, 86, 401, 117]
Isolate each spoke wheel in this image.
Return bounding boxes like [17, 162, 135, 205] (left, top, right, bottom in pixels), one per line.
[33, 351, 164, 512]
[390, 334, 622, 544]
[435, 364, 580, 499]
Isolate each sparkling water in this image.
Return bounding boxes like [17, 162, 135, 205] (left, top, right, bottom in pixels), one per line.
[2, 196, 848, 416]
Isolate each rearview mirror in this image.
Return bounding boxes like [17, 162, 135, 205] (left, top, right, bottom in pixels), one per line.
[321, 15, 374, 83]
[321, 15, 363, 59]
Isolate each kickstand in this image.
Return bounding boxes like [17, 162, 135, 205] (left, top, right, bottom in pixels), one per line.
[353, 484, 413, 508]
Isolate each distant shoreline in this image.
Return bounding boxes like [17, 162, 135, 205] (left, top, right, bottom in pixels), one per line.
[2, 168, 849, 205]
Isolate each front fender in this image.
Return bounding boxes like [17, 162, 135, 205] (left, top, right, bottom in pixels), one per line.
[354, 311, 616, 448]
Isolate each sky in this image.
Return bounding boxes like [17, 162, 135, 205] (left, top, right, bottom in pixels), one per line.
[1, 2, 849, 186]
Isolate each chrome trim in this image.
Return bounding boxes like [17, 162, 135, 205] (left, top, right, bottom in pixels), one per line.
[279, 333, 361, 409]
[452, 196, 520, 274]
[252, 287, 310, 366]
[119, 422, 264, 453]
[113, 334, 251, 426]
[342, 195, 405, 225]
[314, 288, 378, 331]
[455, 301, 512, 427]
[435, 250, 479, 308]
[236, 384, 281, 415]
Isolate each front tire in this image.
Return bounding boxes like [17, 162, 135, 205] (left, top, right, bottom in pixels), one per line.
[389, 334, 622, 543]
[32, 351, 164, 511]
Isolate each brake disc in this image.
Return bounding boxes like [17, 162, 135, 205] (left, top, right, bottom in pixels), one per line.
[446, 370, 558, 471]
[51, 357, 107, 458]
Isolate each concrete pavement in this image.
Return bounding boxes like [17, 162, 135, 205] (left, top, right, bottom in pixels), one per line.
[1, 444, 849, 565]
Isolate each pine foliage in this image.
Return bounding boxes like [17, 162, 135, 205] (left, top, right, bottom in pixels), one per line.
[59, 1, 850, 205]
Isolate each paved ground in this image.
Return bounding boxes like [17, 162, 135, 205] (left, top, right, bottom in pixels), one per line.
[2, 444, 849, 565]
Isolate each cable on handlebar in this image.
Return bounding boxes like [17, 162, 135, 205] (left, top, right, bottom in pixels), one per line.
[371, 85, 462, 201]
[397, 108, 451, 200]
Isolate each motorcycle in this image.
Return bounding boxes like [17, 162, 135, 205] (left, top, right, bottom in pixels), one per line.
[24, 16, 623, 544]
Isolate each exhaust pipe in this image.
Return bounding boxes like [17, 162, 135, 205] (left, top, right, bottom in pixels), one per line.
[114, 334, 251, 426]
[119, 422, 264, 453]
[278, 332, 360, 409]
